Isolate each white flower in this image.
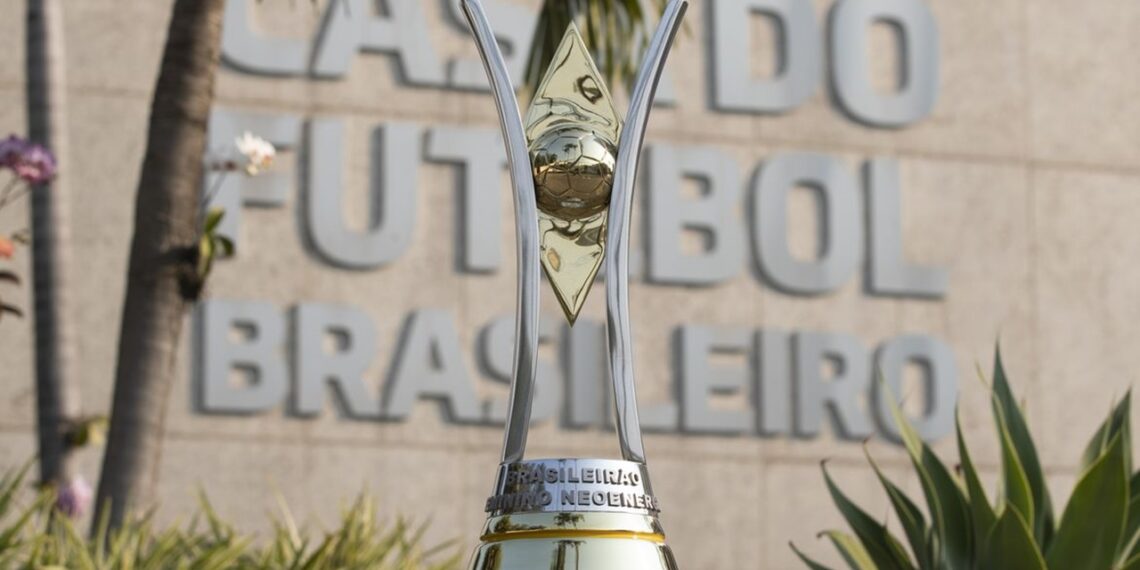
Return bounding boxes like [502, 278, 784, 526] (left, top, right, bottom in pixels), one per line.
[235, 131, 276, 175]
[203, 132, 278, 176]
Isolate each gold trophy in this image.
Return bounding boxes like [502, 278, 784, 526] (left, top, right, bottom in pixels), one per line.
[460, 1, 688, 568]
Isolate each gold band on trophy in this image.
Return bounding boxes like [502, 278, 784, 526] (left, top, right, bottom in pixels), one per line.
[459, 1, 689, 568]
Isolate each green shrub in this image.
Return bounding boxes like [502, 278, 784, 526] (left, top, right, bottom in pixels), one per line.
[793, 348, 1138, 570]
[0, 464, 462, 569]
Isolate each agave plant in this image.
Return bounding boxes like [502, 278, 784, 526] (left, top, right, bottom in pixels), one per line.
[793, 348, 1138, 570]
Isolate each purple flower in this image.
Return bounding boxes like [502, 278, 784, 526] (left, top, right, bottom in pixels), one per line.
[0, 135, 29, 167]
[0, 134, 56, 184]
[55, 475, 93, 518]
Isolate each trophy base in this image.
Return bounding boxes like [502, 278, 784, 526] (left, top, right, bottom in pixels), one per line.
[469, 512, 678, 570]
[470, 459, 676, 569]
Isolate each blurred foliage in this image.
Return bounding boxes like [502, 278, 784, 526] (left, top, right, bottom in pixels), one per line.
[0, 462, 461, 569]
[196, 208, 234, 282]
[525, 0, 666, 95]
[794, 347, 1139, 570]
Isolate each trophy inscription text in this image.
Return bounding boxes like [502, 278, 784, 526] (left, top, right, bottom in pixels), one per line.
[484, 459, 661, 516]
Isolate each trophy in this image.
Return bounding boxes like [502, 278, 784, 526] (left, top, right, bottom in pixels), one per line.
[460, 0, 688, 568]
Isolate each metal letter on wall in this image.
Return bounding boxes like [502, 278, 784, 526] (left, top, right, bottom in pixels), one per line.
[756, 329, 792, 435]
[198, 300, 288, 413]
[446, 0, 536, 91]
[873, 334, 957, 441]
[312, 0, 446, 85]
[384, 309, 481, 423]
[646, 144, 745, 285]
[712, 0, 821, 113]
[221, 0, 308, 75]
[679, 325, 753, 434]
[307, 120, 419, 269]
[426, 127, 506, 272]
[831, 0, 940, 127]
[293, 303, 383, 419]
[753, 152, 861, 294]
[866, 157, 948, 297]
[794, 331, 874, 439]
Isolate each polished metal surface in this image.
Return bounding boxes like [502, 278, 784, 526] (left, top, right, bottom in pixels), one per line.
[471, 512, 678, 570]
[459, 0, 540, 466]
[525, 24, 623, 324]
[485, 458, 658, 516]
[605, 0, 688, 465]
[531, 126, 616, 220]
[461, 1, 689, 567]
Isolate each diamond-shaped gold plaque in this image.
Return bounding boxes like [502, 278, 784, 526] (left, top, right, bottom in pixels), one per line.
[524, 24, 623, 325]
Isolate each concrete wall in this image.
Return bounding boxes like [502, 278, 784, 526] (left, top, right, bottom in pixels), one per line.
[0, 0, 1137, 567]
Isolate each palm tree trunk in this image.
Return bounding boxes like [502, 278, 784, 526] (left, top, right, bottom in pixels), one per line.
[26, 0, 80, 492]
[95, 0, 226, 528]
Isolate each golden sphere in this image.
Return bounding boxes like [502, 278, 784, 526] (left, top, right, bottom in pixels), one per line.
[529, 126, 618, 219]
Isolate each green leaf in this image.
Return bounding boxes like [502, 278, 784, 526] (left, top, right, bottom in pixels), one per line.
[1120, 495, 1140, 564]
[821, 462, 915, 570]
[820, 530, 877, 570]
[1124, 473, 1140, 562]
[790, 541, 839, 570]
[885, 377, 973, 569]
[1121, 553, 1140, 570]
[957, 411, 997, 554]
[991, 346, 1055, 546]
[216, 235, 235, 257]
[995, 403, 1035, 525]
[204, 207, 226, 233]
[979, 506, 1047, 570]
[1046, 433, 1128, 570]
[198, 235, 214, 279]
[865, 447, 933, 568]
[1081, 391, 1132, 476]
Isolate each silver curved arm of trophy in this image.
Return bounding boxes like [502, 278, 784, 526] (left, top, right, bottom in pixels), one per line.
[459, 0, 541, 465]
[606, 0, 688, 465]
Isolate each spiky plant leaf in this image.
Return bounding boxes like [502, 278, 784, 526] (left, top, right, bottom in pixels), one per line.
[992, 346, 1055, 546]
[1120, 495, 1140, 565]
[979, 506, 1046, 570]
[1046, 432, 1128, 570]
[0, 467, 460, 569]
[1081, 391, 1132, 476]
[798, 350, 1140, 570]
[956, 410, 996, 553]
[885, 379, 973, 569]
[790, 542, 837, 570]
[1122, 553, 1140, 570]
[995, 402, 1036, 524]
[864, 447, 933, 569]
[821, 462, 915, 569]
[819, 530, 878, 570]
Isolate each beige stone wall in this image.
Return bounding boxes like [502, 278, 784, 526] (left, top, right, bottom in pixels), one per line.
[0, 0, 1137, 568]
